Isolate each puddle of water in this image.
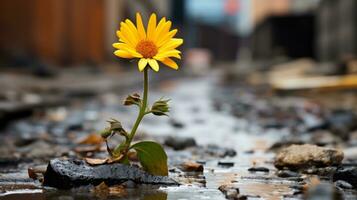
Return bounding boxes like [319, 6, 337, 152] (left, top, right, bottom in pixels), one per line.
[0, 77, 339, 200]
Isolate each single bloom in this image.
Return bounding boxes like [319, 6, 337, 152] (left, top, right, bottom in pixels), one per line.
[113, 13, 183, 72]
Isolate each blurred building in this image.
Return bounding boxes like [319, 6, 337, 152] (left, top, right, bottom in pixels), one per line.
[0, 0, 168, 66]
[316, 0, 357, 63]
[1, 0, 357, 68]
[251, 0, 319, 62]
[0, 0, 114, 66]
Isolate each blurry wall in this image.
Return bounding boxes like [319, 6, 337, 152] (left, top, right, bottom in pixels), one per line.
[316, 0, 357, 63]
[251, 0, 290, 25]
[0, 0, 127, 66]
[0, 0, 173, 66]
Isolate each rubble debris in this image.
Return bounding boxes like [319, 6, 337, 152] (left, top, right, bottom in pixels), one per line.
[43, 159, 178, 189]
[169, 119, 185, 129]
[326, 110, 357, 140]
[164, 136, 196, 150]
[332, 167, 357, 188]
[334, 180, 353, 190]
[179, 161, 204, 172]
[248, 167, 269, 172]
[274, 144, 344, 170]
[205, 144, 237, 158]
[218, 161, 235, 168]
[218, 184, 247, 200]
[276, 170, 301, 178]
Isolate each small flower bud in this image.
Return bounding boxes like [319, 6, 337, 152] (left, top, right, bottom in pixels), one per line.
[107, 118, 128, 139]
[107, 118, 124, 131]
[151, 99, 170, 116]
[100, 129, 112, 139]
[124, 93, 141, 106]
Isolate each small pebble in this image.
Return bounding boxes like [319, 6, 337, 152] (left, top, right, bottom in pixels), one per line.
[248, 167, 269, 172]
[218, 161, 234, 168]
[277, 170, 301, 178]
[180, 161, 204, 172]
[334, 180, 353, 190]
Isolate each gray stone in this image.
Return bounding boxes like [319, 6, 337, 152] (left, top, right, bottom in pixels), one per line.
[43, 159, 178, 189]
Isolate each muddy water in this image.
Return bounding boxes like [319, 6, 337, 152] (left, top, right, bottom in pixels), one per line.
[0, 76, 351, 200]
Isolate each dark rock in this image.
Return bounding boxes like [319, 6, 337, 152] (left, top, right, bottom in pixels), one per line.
[274, 144, 344, 170]
[327, 110, 357, 140]
[303, 166, 337, 176]
[276, 170, 301, 178]
[164, 136, 196, 150]
[244, 150, 254, 154]
[248, 167, 269, 172]
[218, 161, 234, 168]
[196, 160, 206, 165]
[169, 120, 184, 129]
[333, 167, 357, 188]
[305, 183, 342, 200]
[43, 159, 178, 189]
[218, 184, 240, 200]
[334, 180, 353, 190]
[205, 144, 237, 158]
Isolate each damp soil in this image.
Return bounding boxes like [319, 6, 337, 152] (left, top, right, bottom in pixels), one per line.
[0, 71, 357, 200]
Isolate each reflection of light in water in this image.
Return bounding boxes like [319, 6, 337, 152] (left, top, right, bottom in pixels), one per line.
[141, 77, 284, 152]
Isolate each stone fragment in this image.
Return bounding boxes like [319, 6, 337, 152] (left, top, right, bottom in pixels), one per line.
[274, 144, 344, 170]
[164, 136, 196, 150]
[333, 167, 357, 188]
[179, 162, 204, 172]
[43, 159, 178, 189]
[247, 167, 269, 172]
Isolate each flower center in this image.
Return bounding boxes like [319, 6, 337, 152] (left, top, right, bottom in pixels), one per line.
[136, 40, 158, 58]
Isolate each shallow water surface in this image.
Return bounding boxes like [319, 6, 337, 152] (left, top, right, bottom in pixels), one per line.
[0, 76, 355, 200]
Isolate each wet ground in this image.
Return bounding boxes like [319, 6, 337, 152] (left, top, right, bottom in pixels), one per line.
[0, 69, 357, 199]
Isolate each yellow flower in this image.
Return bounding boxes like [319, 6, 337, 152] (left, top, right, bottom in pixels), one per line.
[113, 13, 183, 72]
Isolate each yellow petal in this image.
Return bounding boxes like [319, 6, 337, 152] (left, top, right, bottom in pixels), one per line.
[136, 13, 146, 40]
[147, 13, 157, 41]
[113, 43, 142, 58]
[155, 50, 182, 60]
[114, 50, 134, 59]
[148, 59, 159, 72]
[153, 17, 166, 42]
[161, 58, 178, 70]
[157, 29, 178, 47]
[120, 22, 138, 46]
[158, 38, 183, 52]
[116, 31, 133, 47]
[138, 58, 148, 71]
[125, 19, 139, 39]
[156, 21, 172, 43]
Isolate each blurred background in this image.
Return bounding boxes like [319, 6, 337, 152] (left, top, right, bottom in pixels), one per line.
[2, 0, 357, 129]
[1, 0, 355, 70]
[1, 1, 357, 199]
[2, 0, 357, 126]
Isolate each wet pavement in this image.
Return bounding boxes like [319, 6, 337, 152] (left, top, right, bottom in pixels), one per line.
[0, 70, 357, 199]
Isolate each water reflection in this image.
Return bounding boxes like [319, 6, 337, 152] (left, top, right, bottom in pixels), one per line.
[0, 188, 168, 200]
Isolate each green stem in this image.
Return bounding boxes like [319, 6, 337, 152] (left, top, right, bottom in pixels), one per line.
[127, 67, 149, 146]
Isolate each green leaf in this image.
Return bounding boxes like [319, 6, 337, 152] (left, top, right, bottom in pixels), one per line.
[131, 141, 168, 176]
[120, 155, 130, 165]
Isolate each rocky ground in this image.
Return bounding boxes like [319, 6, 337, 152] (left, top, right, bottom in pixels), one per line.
[0, 69, 357, 200]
